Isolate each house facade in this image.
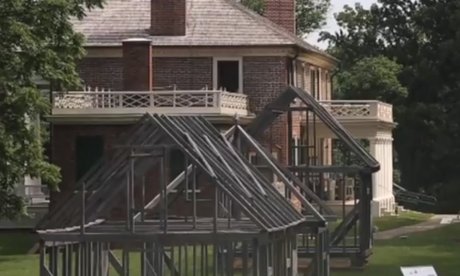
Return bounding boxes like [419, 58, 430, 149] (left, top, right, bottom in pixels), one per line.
[48, 0, 395, 217]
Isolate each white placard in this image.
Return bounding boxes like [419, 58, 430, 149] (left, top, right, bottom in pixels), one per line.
[401, 266, 437, 276]
[440, 217, 453, 224]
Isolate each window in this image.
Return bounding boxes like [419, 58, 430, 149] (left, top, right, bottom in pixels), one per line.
[168, 149, 202, 197]
[248, 151, 279, 183]
[169, 149, 185, 182]
[213, 58, 243, 93]
[310, 67, 320, 99]
[75, 136, 104, 181]
[248, 152, 258, 165]
[291, 137, 300, 166]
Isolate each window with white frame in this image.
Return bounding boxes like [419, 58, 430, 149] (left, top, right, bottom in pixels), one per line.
[213, 57, 243, 93]
[310, 67, 320, 100]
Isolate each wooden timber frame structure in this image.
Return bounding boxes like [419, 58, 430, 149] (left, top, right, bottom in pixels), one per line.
[245, 86, 380, 268]
[36, 86, 379, 275]
[36, 112, 333, 276]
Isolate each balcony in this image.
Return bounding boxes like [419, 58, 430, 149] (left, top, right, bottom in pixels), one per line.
[301, 100, 395, 139]
[319, 100, 393, 123]
[51, 90, 251, 123]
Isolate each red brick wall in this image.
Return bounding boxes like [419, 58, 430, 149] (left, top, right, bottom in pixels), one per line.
[51, 124, 130, 207]
[51, 123, 219, 218]
[152, 57, 213, 89]
[264, 0, 296, 34]
[151, 0, 186, 36]
[56, 55, 293, 210]
[243, 56, 290, 163]
[77, 58, 123, 90]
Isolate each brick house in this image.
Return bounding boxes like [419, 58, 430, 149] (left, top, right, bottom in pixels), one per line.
[48, 0, 395, 216]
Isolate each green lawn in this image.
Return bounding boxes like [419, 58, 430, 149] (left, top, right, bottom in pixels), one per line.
[0, 231, 38, 276]
[1, 218, 457, 276]
[333, 223, 460, 276]
[373, 211, 433, 231]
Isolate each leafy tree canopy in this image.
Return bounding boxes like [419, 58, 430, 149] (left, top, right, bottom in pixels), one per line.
[321, 0, 460, 212]
[335, 56, 408, 105]
[0, 0, 103, 219]
[243, 0, 331, 36]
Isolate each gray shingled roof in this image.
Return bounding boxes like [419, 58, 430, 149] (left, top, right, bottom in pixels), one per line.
[73, 0, 329, 56]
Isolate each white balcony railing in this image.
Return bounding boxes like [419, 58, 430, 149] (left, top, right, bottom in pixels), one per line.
[52, 90, 250, 116]
[319, 100, 393, 123]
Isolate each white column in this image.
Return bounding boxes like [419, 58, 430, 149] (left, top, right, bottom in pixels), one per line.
[369, 138, 385, 200]
[386, 138, 394, 209]
[368, 136, 394, 216]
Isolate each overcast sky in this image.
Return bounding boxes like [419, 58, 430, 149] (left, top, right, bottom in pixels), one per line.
[305, 0, 376, 48]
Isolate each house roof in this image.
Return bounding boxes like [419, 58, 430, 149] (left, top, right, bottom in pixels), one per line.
[72, 0, 332, 58]
[38, 114, 310, 233]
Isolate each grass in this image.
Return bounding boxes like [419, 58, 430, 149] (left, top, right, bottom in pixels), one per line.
[332, 223, 460, 276]
[0, 231, 38, 276]
[374, 211, 433, 231]
[0, 214, 451, 276]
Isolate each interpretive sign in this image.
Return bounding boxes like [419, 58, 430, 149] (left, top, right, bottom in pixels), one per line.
[401, 266, 437, 276]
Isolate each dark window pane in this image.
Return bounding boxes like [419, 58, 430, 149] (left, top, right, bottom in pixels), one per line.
[217, 61, 239, 92]
[76, 136, 104, 181]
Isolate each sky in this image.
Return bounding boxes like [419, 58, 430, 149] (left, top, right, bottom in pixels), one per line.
[305, 0, 376, 48]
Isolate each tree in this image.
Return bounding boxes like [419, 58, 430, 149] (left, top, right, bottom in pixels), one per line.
[242, 0, 331, 36]
[335, 56, 408, 105]
[321, 0, 460, 212]
[0, 0, 103, 219]
[296, 0, 331, 35]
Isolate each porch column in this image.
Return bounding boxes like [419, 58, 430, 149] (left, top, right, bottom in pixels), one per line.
[369, 136, 394, 216]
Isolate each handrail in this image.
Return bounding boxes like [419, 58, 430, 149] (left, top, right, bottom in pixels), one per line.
[320, 100, 392, 106]
[316, 100, 393, 122]
[52, 90, 249, 113]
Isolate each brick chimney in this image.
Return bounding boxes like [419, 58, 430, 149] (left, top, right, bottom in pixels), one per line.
[122, 38, 152, 91]
[264, 0, 296, 34]
[151, 0, 186, 36]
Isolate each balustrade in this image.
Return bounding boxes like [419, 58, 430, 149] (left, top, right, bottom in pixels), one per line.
[52, 90, 250, 116]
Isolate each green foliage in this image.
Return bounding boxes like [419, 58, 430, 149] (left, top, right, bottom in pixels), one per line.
[296, 0, 331, 35]
[0, 0, 103, 219]
[242, 0, 330, 35]
[335, 56, 408, 105]
[241, 0, 265, 14]
[321, 0, 460, 212]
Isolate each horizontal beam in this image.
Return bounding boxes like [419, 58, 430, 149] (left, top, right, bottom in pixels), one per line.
[253, 165, 365, 173]
[38, 231, 268, 245]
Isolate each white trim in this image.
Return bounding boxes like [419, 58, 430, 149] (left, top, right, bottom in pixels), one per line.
[292, 59, 297, 86]
[213, 57, 243, 93]
[293, 137, 300, 166]
[318, 68, 323, 101]
[271, 151, 279, 183]
[248, 152, 257, 164]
